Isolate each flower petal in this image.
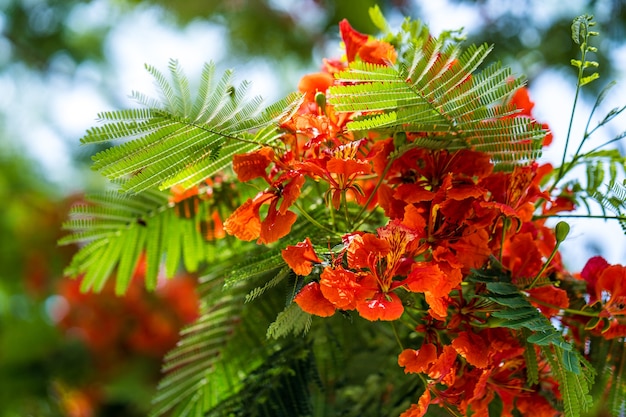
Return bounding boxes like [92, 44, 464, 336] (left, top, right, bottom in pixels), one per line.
[398, 343, 438, 374]
[223, 198, 262, 241]
[294, 282, 336, 317]
[339, 19, 368, 62]
[452, 331, 489, 368]
[258, 208, 297, 244]
[298, 72, 334, 101]
[399, 390, 431, 417]
[281, 237, 320, 276]
[527, 286, 570, 318]
[356, 292, 404, 321]
[232, 148, 274, 182]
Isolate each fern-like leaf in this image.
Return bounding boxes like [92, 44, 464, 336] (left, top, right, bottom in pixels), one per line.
[59, 188, 219, 292]
[82, 60, 303, 193]
[328, 34, 544, 169]
[267, 302, 313, 339]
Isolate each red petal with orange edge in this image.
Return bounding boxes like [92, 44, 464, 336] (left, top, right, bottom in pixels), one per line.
[279, 174, 305, 214]
[597, 264, 626, 296]
[424, 292, 451, 320]
[258, 209, 297, 244]
[294, 282, 335, 317]
[399, 390, 431, 417]
[298, 72, 334, 101]
[281, 238, 320, 276]
[232, 148, 274, 182]
[319, 266, 362, 310]
[356, 292, 404, 321]
[405, 263, 446, 293]
[347, 233, 389, 270]
[326, 157, 371, 177]
[358, 39, 397, 65]
[223, 199, 261, 241]
[527, 286, 570, 317]
[339, 19, 368, 62]
[398, 343, 437, 374]
[452, 331, 489, 368]
[427, 345, 458, 385]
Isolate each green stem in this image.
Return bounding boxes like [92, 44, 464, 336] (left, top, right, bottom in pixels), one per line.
[552, 42, 589, 193]
[391, 321, 404, 350]
[528, 245, 561, 289]
[353, 158, 393, 227]
[341, 189, 350, 228]
[293, 201, 337, 235]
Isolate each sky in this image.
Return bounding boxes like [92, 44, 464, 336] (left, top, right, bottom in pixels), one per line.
[3, 0, 625, 271]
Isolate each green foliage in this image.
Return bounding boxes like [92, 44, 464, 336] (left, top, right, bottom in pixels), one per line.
[59, 188, 219, 292]
[328, 28, 545, 170]
[571, 15, 600, 87]
[82, 60, 303, 193]
[57, 9, 626, 417]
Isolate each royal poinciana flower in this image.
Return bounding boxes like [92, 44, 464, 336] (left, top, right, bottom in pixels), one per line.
[581, 257, 626, 339]
[167, 13, 626, 416]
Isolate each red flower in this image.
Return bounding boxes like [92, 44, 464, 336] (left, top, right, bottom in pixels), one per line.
[294, 282, 336, 317]
[282, 238, 321, 276]
[451, 331, 489, 369]
[223, 197, 263, 241]
[427, 345, 458, 385]
[339, 19, 397, 65]
[224, 148, 304, 244]
[526, 286, 570, 318]
[355, 291, 404, 321]
[319, 265, 376, 310]
[298, 72, 334, 102]
[399, 390, 431, 417]
[398, 343, 438, 374]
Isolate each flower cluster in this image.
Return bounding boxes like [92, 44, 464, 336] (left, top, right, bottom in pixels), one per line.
[53, 260, 199, 416]
[217, 18, 623, 417]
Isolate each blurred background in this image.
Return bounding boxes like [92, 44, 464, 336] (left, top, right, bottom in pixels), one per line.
[0, 0, 624, 416]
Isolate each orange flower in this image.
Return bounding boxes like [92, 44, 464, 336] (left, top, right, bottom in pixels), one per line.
[451, 331, 489, 369]
[502, 232, 544, 281]
[507, 86, 553, 146]
[399, 390, 431, 417]
[223, 197, 264, 241]
[526, 286, 570, 317]
[398, 343, 438, 374]
[339, 19, 397, 65]
[427, 345, 458, 385]
[355, 292, 404, 321]
[225, 149, 305, 244]
[319, 265, 376, 310]
[298, 72, 335, 102]
[339, 19, 368, 62]
[281, 237, 321, 276]
[232, 147, 274, 182]
[258, 201, 297, 244]
[294, 282, 336, 317]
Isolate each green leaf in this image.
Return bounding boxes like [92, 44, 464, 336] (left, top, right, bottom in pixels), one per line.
[368, 5, 390, 34]
[267, 302, 313, 339]
[60, 188, 217, 291]
[580, 72, 600, 86]
[82, 61, 303, 194]
[328, 34, 543, 170]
